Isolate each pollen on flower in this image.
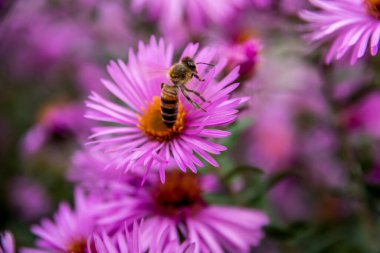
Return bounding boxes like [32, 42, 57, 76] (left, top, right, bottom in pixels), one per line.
[366, 0, 380, 19]
[138, 96, 185, 142]
[152, 171, 205, 217]
[67, 238, 87, 253]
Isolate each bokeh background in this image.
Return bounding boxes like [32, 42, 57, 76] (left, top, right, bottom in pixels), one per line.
[1, 0, 380, 252]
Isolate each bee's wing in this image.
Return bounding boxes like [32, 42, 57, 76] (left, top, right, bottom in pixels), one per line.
[140, 62, 169, 81]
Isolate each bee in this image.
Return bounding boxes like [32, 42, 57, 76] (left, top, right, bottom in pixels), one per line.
[161, 56, 213, 128]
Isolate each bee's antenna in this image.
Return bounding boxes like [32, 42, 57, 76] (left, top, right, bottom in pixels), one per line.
[196, 62, 215, 67]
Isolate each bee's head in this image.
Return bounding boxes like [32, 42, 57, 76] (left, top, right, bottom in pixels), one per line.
[181, 56, 197, 72]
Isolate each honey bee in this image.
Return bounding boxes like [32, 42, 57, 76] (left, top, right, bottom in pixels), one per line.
[161, 56, 213, 128]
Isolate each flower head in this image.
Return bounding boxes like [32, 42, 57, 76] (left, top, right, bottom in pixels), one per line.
[342, 92, 380, 138]
[300, 0, 380, 64]
[90, 221, 195, 253]
[92, 171, 268, 253]
[8, 177, 51, 220]
[22, 102, 91, 155]
[221, 34, 262, 81]
[21, 188, 97, 253]
[0, 231, 15, 253]
[86, 36, 246, 183]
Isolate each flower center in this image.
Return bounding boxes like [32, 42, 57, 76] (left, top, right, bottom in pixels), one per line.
[67, 238, 87, 253]
[138, 96, 185, 142]
[366, 0, 380, 19]
[151, 171, 205, 217]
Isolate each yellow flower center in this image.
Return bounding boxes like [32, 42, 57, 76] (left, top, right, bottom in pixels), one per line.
[152, 171, 205, 217]
[138, 96, 185, 142]
[67, 238, 87, 253]
[366, 0, 380, 19]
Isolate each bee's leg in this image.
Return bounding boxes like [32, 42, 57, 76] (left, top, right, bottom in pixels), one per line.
[192, 73, 205, 82]
[183, 86, 208, 103]
[180, 86, 206, 112]
[161, 83, 168, 89]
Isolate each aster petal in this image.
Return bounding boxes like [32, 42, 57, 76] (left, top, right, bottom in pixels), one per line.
[181, 43, 200, 59]
[187, 219, 224, 253]
[357, 28, 373, 58]
[184, 137, 226, 154]
[89, 127, 140, 139]
[92, 233, 111, 253]
[204, 67, 240, 98]
[192, 145, 219, 167]
[32, 225, 64, 249]
[21, 249, 52, 253]
[177, 138, 204, 167]
[109, 60, 146, 109]
[198, 129, 231, 138]
[0, 231, 15, 253]
[85, 102, 136, 125]
[195, 207, 269, 251]
[370, 25, 380, 55]
[116, 232, 129, 253]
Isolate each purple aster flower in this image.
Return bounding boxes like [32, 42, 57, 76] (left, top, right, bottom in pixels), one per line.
[21, 188, 97, 253]
[268, 178, 314, 223]
[0, 231, 15, 253]
[0, 0, 94, 76]
[91, 171, 268, 253]
[342, 92, 380, 138]
[85, 36, 247, 182]
[300, 0, 380, 64]
[90, 221, 195, 253]
[219, 33, 262, 81]
[90, 1, 133, 56]
[8, 177, 51, 220]
[130, 0, 245, 45]
[22, 102, 91, 155]
[0, 0, 131, 86]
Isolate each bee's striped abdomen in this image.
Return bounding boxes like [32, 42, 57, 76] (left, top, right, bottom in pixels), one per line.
[161, 84, 178, 128]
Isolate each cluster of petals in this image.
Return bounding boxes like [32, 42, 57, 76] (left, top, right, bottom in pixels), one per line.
[91, 221, 195, 253]
[86, 36, 247, 182]
[300, 0, 380, 64]
[91, 172, 268, 253]
[21, 185, 193, 253]
[21, 188, 96, 253]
